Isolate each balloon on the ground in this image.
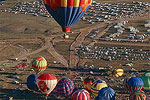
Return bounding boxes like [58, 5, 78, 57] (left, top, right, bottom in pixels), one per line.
[95, 87, 115, 100]
[37, 73, 57, 96]
[129, 91, 146, 100]
[27, 74, 39, 91]
[32, 56, 47, 74]
[91, 80, 107, 97]
[55, 78, 74, 96]
[84, 76, 100, 92]
[71, 89, 90, 100]
[127, 77, 144, 93]
[140, 72, 150, 91]
[43, 0, 92, 32]
[107, 69, 124, 77]
[123, 74, 136, 90]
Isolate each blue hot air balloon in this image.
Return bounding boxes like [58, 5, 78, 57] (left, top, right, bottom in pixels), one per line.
[43, 0, 92, 32]
[95, 87, 115, 100]
[27, 74, 39, 91]
[127, 77, 144, 93]
[55, 78, 74, 96]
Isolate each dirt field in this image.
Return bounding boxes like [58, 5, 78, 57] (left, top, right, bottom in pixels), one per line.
[0, 0, 150, 100]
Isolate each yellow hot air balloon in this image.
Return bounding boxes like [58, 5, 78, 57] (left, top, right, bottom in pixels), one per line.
[107, 69, 124, 77]
[91, 80, 107, 97]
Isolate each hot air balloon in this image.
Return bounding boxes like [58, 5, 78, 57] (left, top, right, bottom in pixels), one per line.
[84, 76, 100, 92]
[91, 80, 108, 97]
[107, 69, 124, 77]
[95, 87, 115, 100]
[32, 57, 47, 74]
[127, 77, 144, 93]
[129, 91, 146, 100]
[55, 78, 74, 96]
[123, 74, 136, 90]
[140, 72, 150, 91]
[43, 0, 92, 32]
[71, 89, 90, 100]
[37, 73, 57, 97]
[27, 74, 39, 91]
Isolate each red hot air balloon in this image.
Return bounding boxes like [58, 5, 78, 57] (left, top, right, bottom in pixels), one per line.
[71, 89, 91, 100]
[43, 0, 93, 32]
[37, 73, 57, 97]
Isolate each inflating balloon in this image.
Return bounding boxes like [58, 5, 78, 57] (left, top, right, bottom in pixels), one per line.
[43, 0, 93, 32]
[84, 76, 100, 92]
[71, 89, 90, 100]
[27, 74, 39, 91]
[95, 87, 115, 100]
[55, 78, 74, 96]
[140, 72, 150, 91]
[32, 56, 47, 74]
[91, 80, 107, 97]
[37, 73, 57, 97]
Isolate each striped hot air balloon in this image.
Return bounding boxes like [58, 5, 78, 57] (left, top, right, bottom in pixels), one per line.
[91, 80, 108, 97]
[71, 89, 91, 100]
[84, 76, 100, 92]
[95, 87, 115, 100]
[129, 91, 146, 100]
[127, 77, 144, 93]
[43, 0, 92, 32]
[55, 78, 74, 96]
[32, 57, 47, 74]
[37, 73, 57, 97]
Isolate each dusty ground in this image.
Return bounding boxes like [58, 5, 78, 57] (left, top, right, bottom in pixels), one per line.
[0, 0, 150, 100]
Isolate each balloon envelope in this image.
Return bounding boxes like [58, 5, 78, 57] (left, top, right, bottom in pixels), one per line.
[127, 77, 144, 93]
[84, 76, 100, 92]
[55, 78, 74, 96]
[27, 74, 39, 91]
[95, 87, 115, 100]
[32, 57, 47, 74]
[43, 0, 92, 32]
[72, 89, 90, 100]
[37, 73, 57, 96]
[140, 72, 150, 91]
[91, 80, 107, 97]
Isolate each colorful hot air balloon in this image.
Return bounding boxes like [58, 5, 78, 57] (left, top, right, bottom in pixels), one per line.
[84, 76, 100, 92]
[43, 0, 92, 32]
[123, 74, 136, 90]
[95, 87, 115, 100]
[55, 78, 74, 96]
[129, 91, 146, 100]
[91, 80, 108, 97]
[71, 89, 90, 100]
[32, 57, 47, 74]
[107, 69, 124, 77]
[37, 73, 57, 97]
[127, 77, 144, 93]
[140, 72, 150, 91]
[27, 74, 39, 91]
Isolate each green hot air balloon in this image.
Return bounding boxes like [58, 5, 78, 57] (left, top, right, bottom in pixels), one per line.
[140, 72, 150, 91]
[32, 57, 47, 74]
